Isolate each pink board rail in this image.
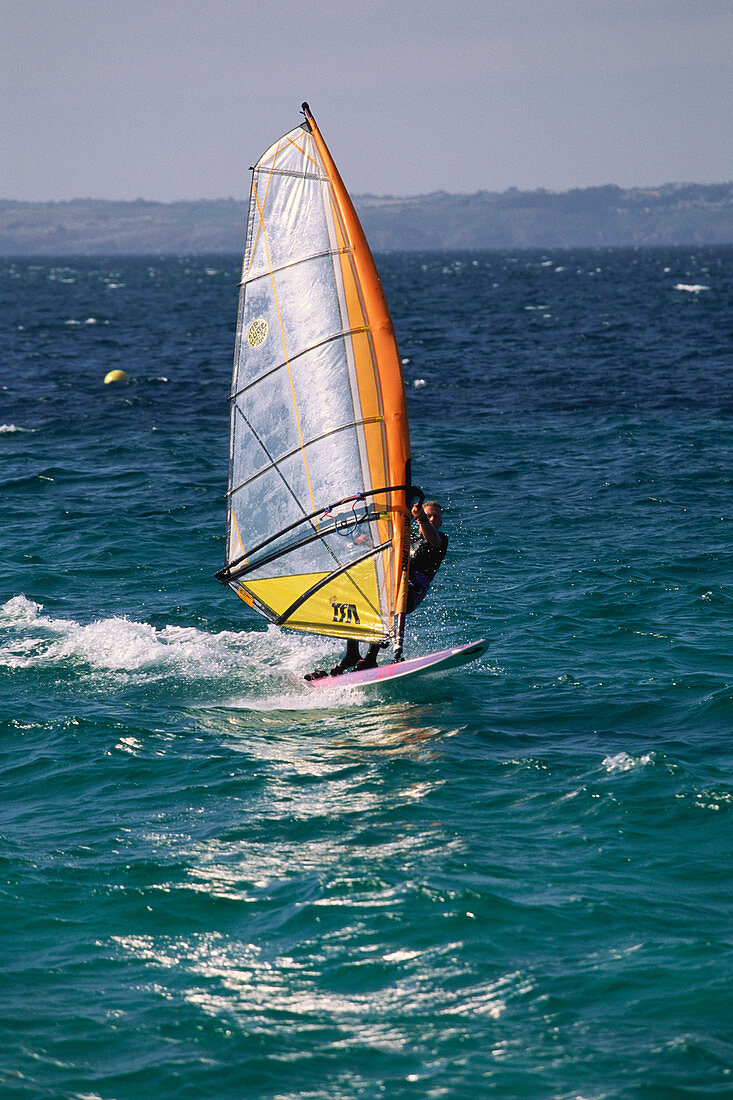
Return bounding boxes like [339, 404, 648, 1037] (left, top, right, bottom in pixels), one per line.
[304, 638, 489, 690]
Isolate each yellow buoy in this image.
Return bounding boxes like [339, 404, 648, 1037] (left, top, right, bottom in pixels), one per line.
[104, 369, 129, 384]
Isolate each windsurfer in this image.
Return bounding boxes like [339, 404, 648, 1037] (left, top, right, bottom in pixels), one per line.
[319, 500, 449, 677]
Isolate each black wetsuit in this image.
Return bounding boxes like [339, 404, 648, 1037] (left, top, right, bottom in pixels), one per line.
[406, 529, 449, 612]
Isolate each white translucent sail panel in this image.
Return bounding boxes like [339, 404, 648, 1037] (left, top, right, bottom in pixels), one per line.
[222, 117, 410, 642]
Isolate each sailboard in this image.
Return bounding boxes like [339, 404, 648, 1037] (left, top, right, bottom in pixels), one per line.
[216, 103, 414, 658]
[304, 639, 490, 691]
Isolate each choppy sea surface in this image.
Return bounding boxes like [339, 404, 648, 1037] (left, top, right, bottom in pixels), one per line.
[2, 247, 733, 1099]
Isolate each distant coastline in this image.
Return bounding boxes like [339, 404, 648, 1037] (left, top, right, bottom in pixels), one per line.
[1, 183, 732, 255]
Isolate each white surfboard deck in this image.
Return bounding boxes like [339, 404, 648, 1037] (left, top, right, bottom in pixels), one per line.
[304, 638, 489, 690]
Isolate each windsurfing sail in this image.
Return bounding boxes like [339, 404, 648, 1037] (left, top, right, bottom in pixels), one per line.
[216, 103, 413, 653]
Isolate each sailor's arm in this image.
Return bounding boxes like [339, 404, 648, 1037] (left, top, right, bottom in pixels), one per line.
[411, 502, 442, 548]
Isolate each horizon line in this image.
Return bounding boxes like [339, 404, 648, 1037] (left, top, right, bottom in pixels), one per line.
[2, 181, 733, 206]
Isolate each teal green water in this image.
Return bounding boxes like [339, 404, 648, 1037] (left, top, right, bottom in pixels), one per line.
[2, 250, 733, 1097]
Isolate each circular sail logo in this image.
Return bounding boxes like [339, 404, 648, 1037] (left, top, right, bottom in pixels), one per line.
[247, 318, 268, 349]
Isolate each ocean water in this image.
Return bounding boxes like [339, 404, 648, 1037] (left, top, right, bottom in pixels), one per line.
[2, 247, 733, 1099]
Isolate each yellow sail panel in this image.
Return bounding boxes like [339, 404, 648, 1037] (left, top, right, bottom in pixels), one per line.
[245, 559, 384, 640]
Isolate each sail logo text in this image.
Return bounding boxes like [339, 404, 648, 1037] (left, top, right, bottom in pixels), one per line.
[332, 602, 360, 624]
[247, 318, 268, 349]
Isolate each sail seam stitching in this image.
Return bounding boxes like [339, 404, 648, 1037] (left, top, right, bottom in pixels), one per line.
[228, 417, 385, 499]
[229, 326, 370, 402]
[240, 245, 352, 288]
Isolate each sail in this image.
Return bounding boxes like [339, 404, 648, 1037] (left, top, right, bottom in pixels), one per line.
[217, 103, 412, 649]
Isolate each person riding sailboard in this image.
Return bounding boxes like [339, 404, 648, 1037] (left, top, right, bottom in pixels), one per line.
[215, 103, 486, 687]
[314, 498, 448, 678]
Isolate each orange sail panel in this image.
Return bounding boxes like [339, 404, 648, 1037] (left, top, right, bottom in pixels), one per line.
[219, 104, 412, 648]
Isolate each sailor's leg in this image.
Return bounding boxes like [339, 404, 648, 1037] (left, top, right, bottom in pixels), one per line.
[355, 642, 381, 671]
[330, 638, 361, 676]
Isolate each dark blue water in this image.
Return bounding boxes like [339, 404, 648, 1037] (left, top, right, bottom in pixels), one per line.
[2, 248, 733, 1098]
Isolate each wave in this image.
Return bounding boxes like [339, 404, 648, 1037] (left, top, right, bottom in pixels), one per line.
[0, 594, 302, 675]
[601, 751, 655, 773]
[0, 596, 479, 720]
[0, 595, 348, 710]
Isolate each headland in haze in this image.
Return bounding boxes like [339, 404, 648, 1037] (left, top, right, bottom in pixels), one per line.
[1, 183, 732, 255]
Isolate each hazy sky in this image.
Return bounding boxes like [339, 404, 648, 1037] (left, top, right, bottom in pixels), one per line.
[3, 0, 731, 201]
